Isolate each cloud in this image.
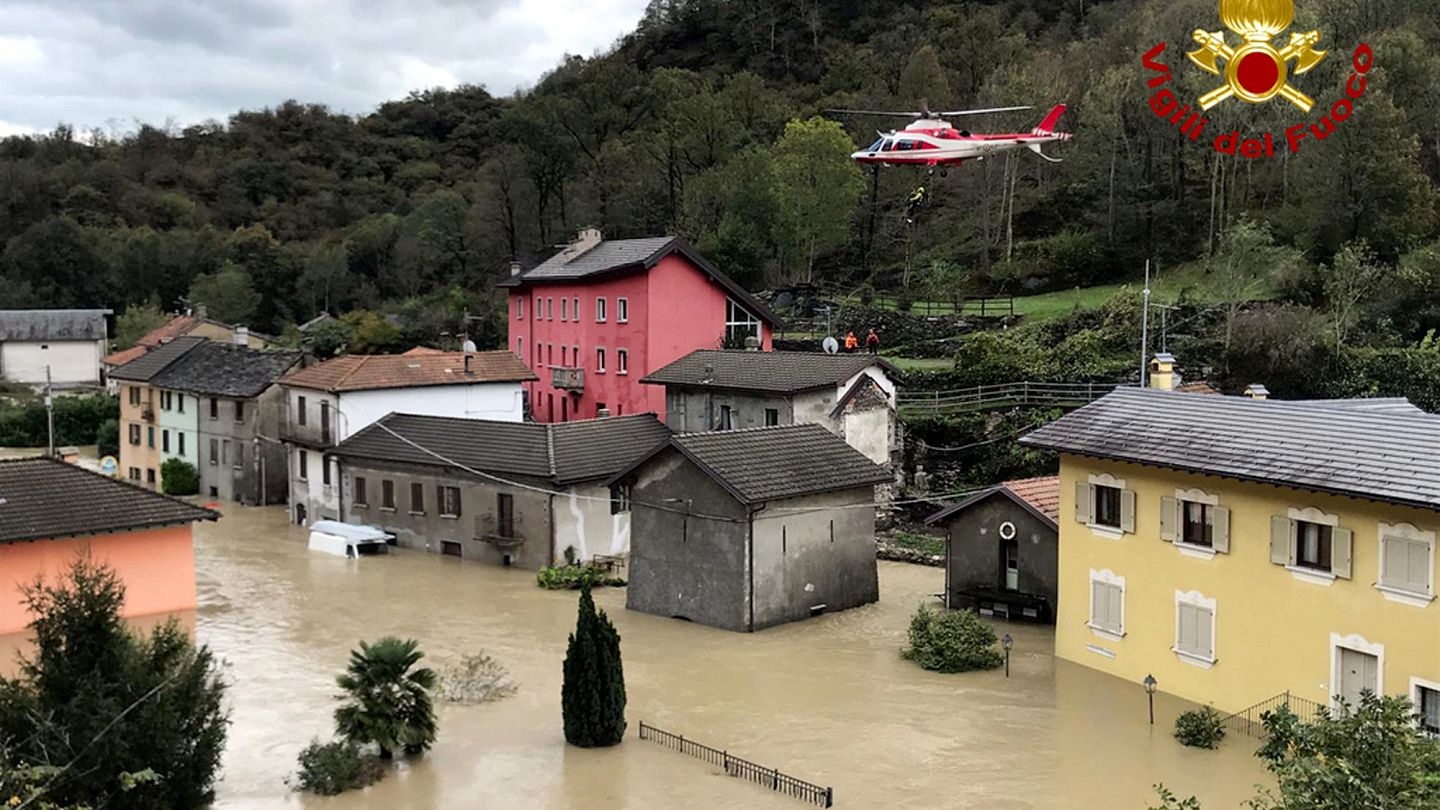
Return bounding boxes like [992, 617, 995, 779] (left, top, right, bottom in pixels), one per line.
[0, 0, 649, 132]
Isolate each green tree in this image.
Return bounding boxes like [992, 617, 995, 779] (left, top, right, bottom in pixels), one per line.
[561, 580, 627, 747]
[898, 44, 951, 110]
[339, 310, 403, 354]
[1321, 240, 1388, 349]
[1208, 218, 1301, 368]
[114, 301, 169, 349]
[770, 117, 865, 282]
[0, 557, 227, 810]
[334, 637, 438, 759]
[160, 458, 199, 496]
[188, 263, 261, 325]
[95, 418, 120, 458]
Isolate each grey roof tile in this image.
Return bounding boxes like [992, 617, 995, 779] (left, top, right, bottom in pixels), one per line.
[0, 457, 217, 543]
[642, 350, 897, 394]
[1019, 387, 1440, 511]
[107, 336, 207, 382]
[151, 343, 302, 398]
[330, 412, 670, 486]
[633, 423, 891, 504]
[0, 309, 110, 341]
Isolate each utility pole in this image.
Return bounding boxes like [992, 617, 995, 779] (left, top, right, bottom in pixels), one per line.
[44, 364, 55, 457]
[1138, 260, 1151, 388]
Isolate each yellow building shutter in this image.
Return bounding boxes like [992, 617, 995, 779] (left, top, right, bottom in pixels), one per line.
[1332, 527, 1353, 579]
[1159, 496, 1177, 541]
[1212, 506, 1230, 553]
[1270, 516, 1294, 565]
[1075, 482, 1092, 524]
[1120, 489, 1136, 533]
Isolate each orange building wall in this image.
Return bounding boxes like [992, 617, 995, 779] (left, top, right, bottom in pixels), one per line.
[0, 525, 197, 635]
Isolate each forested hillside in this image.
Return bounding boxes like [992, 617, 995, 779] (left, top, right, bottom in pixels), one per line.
[1, 0, 1437, 355]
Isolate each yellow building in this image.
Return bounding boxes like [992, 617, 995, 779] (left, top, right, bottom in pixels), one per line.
[1021, 385, 1440, 729]
[111, 336, 207, 488]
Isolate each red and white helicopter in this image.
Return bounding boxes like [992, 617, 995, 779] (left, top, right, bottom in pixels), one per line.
[834, 104, 1072, 174]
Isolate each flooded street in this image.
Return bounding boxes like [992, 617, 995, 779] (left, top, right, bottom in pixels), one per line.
[23, 502, 1272, 809]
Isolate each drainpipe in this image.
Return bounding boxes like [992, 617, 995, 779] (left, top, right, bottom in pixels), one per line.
[747, 502, 766, 632]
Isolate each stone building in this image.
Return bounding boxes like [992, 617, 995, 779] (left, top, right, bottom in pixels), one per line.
[925, 476, 1060, 622]
[640, 349, 900, 468]
[615, 423, 891, 632]
[327, 412, 669, 569]
[0, 309, 110, 387]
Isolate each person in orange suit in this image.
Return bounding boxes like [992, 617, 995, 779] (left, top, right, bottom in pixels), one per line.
[844, 331, 859, 352]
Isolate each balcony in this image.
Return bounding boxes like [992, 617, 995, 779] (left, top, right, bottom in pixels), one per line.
[551, 366, 584, 391]
[141, 405, 155, 423]
[474, 515, 525, 547]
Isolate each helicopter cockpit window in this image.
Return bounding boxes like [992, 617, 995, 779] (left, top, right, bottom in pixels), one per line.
[879, 139, 896, 152]
[895, 140, 916, 151]
[865, 138, 885, 152]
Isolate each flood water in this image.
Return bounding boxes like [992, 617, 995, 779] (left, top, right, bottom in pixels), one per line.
[12, 504, 1274, 808]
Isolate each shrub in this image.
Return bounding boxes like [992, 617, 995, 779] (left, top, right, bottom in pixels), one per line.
[562, 580, 627, 747]
[291, 739, 385, 796]
[335, 638, 438, 758]
[901, 605, 1004, 673]
[1174, 706, 1226, 749]
[160, 457, 199, 496]
[537, 564, 626, 590]
[438, 651, 517, 704]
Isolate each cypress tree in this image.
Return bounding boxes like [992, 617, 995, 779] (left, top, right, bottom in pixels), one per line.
[561, 579, 627, 746]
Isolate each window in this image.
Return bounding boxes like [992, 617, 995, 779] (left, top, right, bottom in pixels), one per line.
[546, 297, 553, 320]
[209, 398, 219, 420]
[535, 345, 543, 367]
[497, 493, 515, 538]
[162, 430, 170, 452]
[320, 402, 331, 443]
[719, 404, 733, 430]
[438, 485, 461, 517]
[1181, 501, 1213, 547]
[1161, 491, 1231, 554]
[381, 479, 396, 510]
[725, 299, 761, 344]
[146, 468, 156, 485]
[764, 408, 779, 426]
[221, 440, 229, 467]
[1076, 476, 1134, 535]
[596, 348, 606, 373]
[596, 297, 607, 322]
[1093, 486, 1122, 529]
[1174, 592, 1217, 666]
[234, 402, 245, 423]
[616, 297, 628, 323]
[128, 424, 141, 445]
[517, 297, 524, 319]
[616, 349, 628, 375]
[410, 482, 425, 514]
[1297, 521, 1334, 571]
[534, 295, 540, 317]
[611, 483, 631, 514]
[572, 297, 579, 320]
[354, 476, 368, 506]
[178, 432, 186, 456]
[128, 386, 141, 406]
[129, 466, 140, 481]
[297, 449, 308, 479]
[322, 457, 331, 486]
[561, 298, 568, 321]
[297, 396, 308, 426]
[548, 344, 554, 365]
[177, 395, 185, 413]
[517, 336, 524, 360]
[1088, 569, 1125, 639]
[161, 391, 170, 411]
[234, 443, 244, 469]
[209, 438, 219, 465]
[1415, 682, 1440, 737]
[147, 427, 154, 448]
[1379, 523, 1435, 602]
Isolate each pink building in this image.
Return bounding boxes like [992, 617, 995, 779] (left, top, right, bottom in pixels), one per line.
[500, 229, 783, 422]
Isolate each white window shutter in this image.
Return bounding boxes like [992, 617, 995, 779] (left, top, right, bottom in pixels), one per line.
[1075, 482, 1092, 524]
[1120, 489, 1136, 534]
[1382, 536, 1407, 589]
[1332, 527, 1353, 579]
[1159, 496, 1178, 542]
[1270, 516, 1293, 565]
[1198, 608, 1214, 658]
[1090, 581, 1105, 626]
[1406, 539, 1430, 593]
[1110, 586, 1123, 633]
[1212, 506, 1231, 554]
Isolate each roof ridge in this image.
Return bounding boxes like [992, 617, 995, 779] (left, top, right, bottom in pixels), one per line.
[545, 423, 557, 477]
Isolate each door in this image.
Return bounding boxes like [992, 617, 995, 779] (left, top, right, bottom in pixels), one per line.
[1337, 647, 1379, 708]
[1003, 539, 1020, 591]
[441, 541, 463, 558]
[295, 503, 307, 526]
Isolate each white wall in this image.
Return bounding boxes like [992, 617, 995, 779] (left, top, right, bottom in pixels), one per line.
[552, 483, 630, 563]
[1, 340, 103, 384]
[337, 383, 526, 441]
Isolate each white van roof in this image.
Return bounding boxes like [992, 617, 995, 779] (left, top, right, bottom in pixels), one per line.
[310, 520, 393, 542]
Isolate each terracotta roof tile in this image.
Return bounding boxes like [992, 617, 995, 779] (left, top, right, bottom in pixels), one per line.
[279, 351, 537, 392]
[138, 315, 199, 347]
[1002, 476, 1060, 522]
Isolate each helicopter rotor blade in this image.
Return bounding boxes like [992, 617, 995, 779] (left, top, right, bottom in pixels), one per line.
[826, 108, 926, 118]
[933, 105, 1034, 116]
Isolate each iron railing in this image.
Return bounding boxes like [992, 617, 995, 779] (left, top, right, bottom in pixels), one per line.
[1220, 690, 1328, 739]
[897, 381, 1119, 416]
[638, 721, 833, 807]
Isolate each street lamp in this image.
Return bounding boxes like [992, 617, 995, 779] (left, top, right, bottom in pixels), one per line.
[1001, 633, 1014, 678]
[1143, 674, 1158, 725]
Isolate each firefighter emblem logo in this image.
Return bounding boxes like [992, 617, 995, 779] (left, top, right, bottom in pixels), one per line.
[1187, 0, 1326, 111]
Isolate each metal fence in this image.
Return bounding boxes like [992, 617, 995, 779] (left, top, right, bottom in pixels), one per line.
[1220, 691, 1329, 739]
[637, 721, 834, 807]
[897, 381, 1120, 416]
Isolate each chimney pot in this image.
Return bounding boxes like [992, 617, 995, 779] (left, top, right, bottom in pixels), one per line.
[1148, 353, 1178, 391]
[509, 260, 522, 277]
[597, 407, 612, 418]
[744, 335, 761, 351]
[234, 325, 249, 346]
[1244, 383, 1270, 400]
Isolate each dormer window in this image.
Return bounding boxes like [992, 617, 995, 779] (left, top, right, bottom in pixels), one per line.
[724, 299, 761, 344]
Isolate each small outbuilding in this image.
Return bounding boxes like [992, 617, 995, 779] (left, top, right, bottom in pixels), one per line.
[925, 476, 1060, 622]
[614, 423, 891, 632]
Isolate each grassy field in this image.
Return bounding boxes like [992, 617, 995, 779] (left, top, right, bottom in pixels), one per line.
[883, 355, 953, 373]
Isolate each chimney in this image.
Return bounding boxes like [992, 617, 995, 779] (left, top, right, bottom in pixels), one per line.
[700, 364, 714, 385]
[597, 406, 612, 418]
[744, 335, 761, 351]
[1148, 353, 1177, 391]
[509, 260, 522, 277]
[559, 227, 603, 261]
[1244, 383, 1270, 400]
[462, 338, 476, 374]
[233, 325, 250, 346]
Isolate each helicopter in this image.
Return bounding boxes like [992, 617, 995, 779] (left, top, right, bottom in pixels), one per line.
[831, 104, 1072, 175]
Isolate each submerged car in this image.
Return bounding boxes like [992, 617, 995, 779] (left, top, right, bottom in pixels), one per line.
[307, 520, 395, 558]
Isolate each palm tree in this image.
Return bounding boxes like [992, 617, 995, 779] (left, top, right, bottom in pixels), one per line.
[334, 637, 438, 758]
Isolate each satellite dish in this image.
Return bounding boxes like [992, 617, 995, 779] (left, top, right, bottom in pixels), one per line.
[99, 456, 118, 477]
[822, 336, 839, 355]
[461, 339, 477, 353]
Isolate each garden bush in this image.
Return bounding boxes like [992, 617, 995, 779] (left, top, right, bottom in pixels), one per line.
[1173, 706, 1226, 749]
[438, 651, 517, 704]
[160, 457, 199, 496]
[537, 564, 626, 590]
[291, 739, 385, 795]
[901, 605, 1004, 673]
[0, 393, 118, 448]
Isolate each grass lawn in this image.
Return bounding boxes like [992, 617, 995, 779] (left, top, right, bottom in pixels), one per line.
[883, 355, 952, 373]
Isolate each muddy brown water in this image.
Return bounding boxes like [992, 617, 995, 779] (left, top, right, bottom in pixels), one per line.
[6, 504, 1271, 808]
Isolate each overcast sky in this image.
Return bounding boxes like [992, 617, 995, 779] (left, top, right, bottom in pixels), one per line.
[0, 0, 650, 136]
